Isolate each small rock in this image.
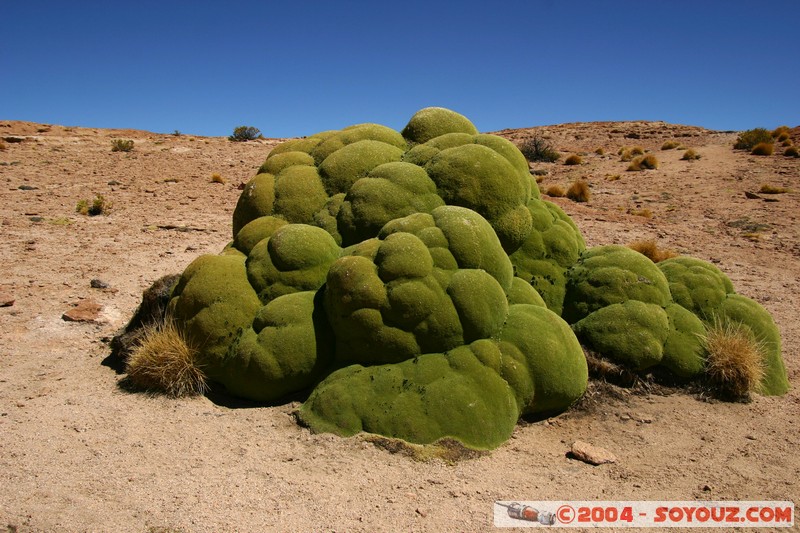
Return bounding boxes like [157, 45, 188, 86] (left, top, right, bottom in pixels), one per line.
[415, 508, 428, 518]
[90, 279, 110, 289]
[569, 440, 617, 466]
[745, 191, 762, 200]
[29, 216, 44, 223]
[107, 180, 122, 186]
[18, 185, 39, 191]
[0, 292, 14, 307]
[701, 484, 712, 491]
[62, 300, 103, 323]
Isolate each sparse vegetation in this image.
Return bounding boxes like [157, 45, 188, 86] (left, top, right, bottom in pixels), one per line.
[564, 154, 582, 166]
[758, 184, 788, 194]
[630, 146, 645, 155]
[776, 132, 790, 142]
[0, 139, 6, 151]
[627, 208, 653, 219]
[594, 147, 605, 155]
[566, 179, 590, 202]
[627, 154, 659, 171]
[76, 194, 111, 216]
[784, 146, 799, 158]
[750, 142, 774, 156]
[545, 185, 565, 197]
[701, 318, 765, 400]
[734, 128, 771, 150]
[619, 149, 633, 162]
[681, 149, 701, 160]
[111, 139, 134, 152]
[518, 135, 560, 163]
[771, 125, 790, 138]
[606, 174, 621, 181]
[126, 317, 208, 397]
[782, 139, 793, 147]
[661, 141, 680, 150]
[211, 173, 226, 184]
[228, 126, 262, 142]
[627, 239, 678, 262]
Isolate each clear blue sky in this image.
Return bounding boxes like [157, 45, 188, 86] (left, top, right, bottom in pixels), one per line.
[4, 1, 799, 138]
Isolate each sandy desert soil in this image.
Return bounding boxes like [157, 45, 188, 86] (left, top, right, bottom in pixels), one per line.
[0, 119, 798, 532]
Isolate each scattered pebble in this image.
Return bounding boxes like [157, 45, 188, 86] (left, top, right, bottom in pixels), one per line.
[90, 279, 110, 289]
[62, 299, 103, 323]
[569, 440, 617, 465]
[18, 185, 38, 191]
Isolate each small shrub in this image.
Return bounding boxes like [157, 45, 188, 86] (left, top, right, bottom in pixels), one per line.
[661, 140, 680, 150]
[784, 146, 799, 158]
[545, 185, 565, 197]
[518, 135, 560, 163]
[172, 130, 182, 137]
[211, 173, 226, 184]
[734, 128, 771, 150]
[681, 149, 701, 160]
[111, 139, 134, 152]
[564, 154, 582, 166]
[606, 174, 621, 181]
[628, 208, 653, 219]
[566, 180, 590, 202]
[228, 126, 262, 142]
[594, 147, 605, 155]
[701, 319, 765, 400]
[619, 149, 633, 162]
[630, 146, 645, 155]
[126, 318, 207, 397]
[628, 154, 659, 171]
[750, 142, 774, 156]
[0, 140, 6, 151]
[776, 132, 790, 142]
[782, 139, 793, 147]
[771, 125, 790, 138]
[758, 184, 788, 194]
[76, 194, 111, 216]
[627, 239, 678, 262]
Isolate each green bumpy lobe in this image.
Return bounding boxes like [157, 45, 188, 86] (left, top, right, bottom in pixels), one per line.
[231, 173, 275, 237]
[273, 165, 329, 224]
[497, 304, 588, 416]
[246, 224, 340, 305]
[267, 130, 338, 158]
[336, 162, 445, 246]
[507, 277, 547, 307]
[233, 216, 288, 256]
[318, 140, 404, 196]
[313, 193, 345, 245]
[297, 345, 519, 449]
[660, 303, 706, 379]
[257, 150, 315, 175]
[715, 294, 788, 396]
[658, 256, 735, 319]
[401, 107, 479, 145]
[310, 123, 407, 165]
[572, 301, 669, 371]
[426, 143, 532, 253]
[562, 245, 672, 324]
[509, 199, 586, 314]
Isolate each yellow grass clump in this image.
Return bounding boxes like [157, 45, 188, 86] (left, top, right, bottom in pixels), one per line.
[771, 125, 790, 138]
[661, 140, 680, 150]
[125, 318, 208, 397]
[630, 146, 645, 155]
[211, 173, 226, 184]
[751, 142, 774, 156]
[758, 184, 788, 194]
[545, 185, 565, 197]
[564, 154, 582, 166]
[701, 319, 765, 400]
[784, 146, 799, 158]
[627, 154, 659, 171]
[594, 147, 605, 155]
[566, 179, 591, 202]
[681, 149, 701, 161]
[627, 239, 678, 262]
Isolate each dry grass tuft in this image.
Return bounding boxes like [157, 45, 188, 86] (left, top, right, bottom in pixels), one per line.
[545, 185, 565, 197]
[0, 139, 7, 151]
[594, 147, 605, 155]
[606, 174, 621, 181]
[630, 146, 645, 155]
[125, 318, 207, 397]
[776, 132, 790, 142]
[627, 154, 659, 171]
[784, 146, 799, 158]
[364, 435, 487, 464]
[627, 208, 653, 219]
[661, 141, 680, 150]
[564, 154, 582, 166]
[210, 173, 226, 184]
[701, 319, 765, 400]
[771, 125, 790, 138]
[681, 148, 701, 160]
[750, 142, 774, 156]
[111, 139, 134, 152]
[627, 239, 678, 262]
[566, 179, 591, 202]
[758, 184, 788, 194]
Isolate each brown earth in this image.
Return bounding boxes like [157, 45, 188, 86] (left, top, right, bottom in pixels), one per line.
[1, 119, 798, 532]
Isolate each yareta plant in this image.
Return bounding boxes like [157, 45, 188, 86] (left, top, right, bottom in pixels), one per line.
[124, 107, 789, 451]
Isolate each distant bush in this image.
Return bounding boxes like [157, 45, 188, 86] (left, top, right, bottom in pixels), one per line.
[229, 126, 262, 142]
[628, 154, 659, 171]
[76, 194, 111, 216]
[111, 139, 134, 152]
[681, 149, 701, 161]
[734, 128, 771, 150]
[784, 146, 799, 158]
[661, 141, 680, 150]
[776, 132, 790, 142]
[566, 179, 591, 202]
[751, 142, 774, 156]
[594, 147, 605, 155]
[759, 184, 788, 194]
[630, 146, 645, 155]
[781, 139, 793, 147]
[518, 135, 560, 163]
[564, 154, 582, 166]
[771, 125, 790, 138]
[545, 185, 565, 197]
[619, 149, 634, 162]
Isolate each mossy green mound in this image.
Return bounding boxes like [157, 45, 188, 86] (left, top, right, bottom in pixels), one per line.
[401, 107, 479, 145]
[658, 256, 735, 319]
[661, 303, 706, 379]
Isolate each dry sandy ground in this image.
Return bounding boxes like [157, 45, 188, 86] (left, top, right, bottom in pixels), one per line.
[0, 119, 798, 532]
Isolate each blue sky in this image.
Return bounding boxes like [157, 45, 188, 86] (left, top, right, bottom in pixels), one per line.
[4, 1, 799, 138]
